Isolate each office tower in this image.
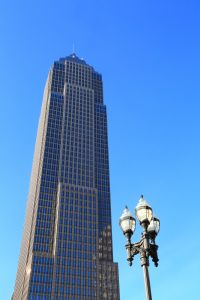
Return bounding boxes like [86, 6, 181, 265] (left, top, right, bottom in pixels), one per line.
[13, 53, 120, 300]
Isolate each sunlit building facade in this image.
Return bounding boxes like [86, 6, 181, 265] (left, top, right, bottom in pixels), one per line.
[13, 53, 120, 300]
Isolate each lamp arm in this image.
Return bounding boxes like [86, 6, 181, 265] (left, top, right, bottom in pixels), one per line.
[149, 244, 159, 267]
[125, 241, 143, 266]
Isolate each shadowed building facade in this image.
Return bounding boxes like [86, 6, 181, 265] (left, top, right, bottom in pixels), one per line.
[13, 54, 120, 300]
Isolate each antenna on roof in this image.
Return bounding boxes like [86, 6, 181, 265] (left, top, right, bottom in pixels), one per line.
[72, 41, 75, 54]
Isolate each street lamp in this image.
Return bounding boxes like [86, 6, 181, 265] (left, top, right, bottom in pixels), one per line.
[119, 195, 160, 300]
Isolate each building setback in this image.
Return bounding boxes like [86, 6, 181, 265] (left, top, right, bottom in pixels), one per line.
[13, 53, 120, 300]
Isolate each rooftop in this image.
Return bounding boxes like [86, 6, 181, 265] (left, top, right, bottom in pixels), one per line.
[59, 53, 87, 65]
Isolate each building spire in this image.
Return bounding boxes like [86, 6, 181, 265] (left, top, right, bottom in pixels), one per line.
[72, 41, 75, 54]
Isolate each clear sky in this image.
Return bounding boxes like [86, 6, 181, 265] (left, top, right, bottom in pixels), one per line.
[0, 0, 200, 299]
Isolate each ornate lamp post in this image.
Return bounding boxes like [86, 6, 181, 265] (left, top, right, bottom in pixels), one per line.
[119, 195, 160, 300]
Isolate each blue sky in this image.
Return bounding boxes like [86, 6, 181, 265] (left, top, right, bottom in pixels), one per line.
[0, 0, 200, 299]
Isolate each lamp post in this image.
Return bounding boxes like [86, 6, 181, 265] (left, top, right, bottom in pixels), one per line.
[119, 195, 160, 300]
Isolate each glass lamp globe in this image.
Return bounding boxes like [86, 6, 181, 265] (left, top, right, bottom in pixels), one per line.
[135, 195, 153, 224]
[147, 216, 160, 235]
[119, 206, 136, 236]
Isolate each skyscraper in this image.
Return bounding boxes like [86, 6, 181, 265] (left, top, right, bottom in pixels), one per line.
[13, 53, 120, 300]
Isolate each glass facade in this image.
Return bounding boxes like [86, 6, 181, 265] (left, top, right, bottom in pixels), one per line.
[13, 54, 120, 300]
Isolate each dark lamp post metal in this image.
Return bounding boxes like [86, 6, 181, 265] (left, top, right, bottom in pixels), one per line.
[119, 195, 160, 300]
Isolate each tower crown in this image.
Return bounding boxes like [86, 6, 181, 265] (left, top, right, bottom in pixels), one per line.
[59, 53, 87, 65]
